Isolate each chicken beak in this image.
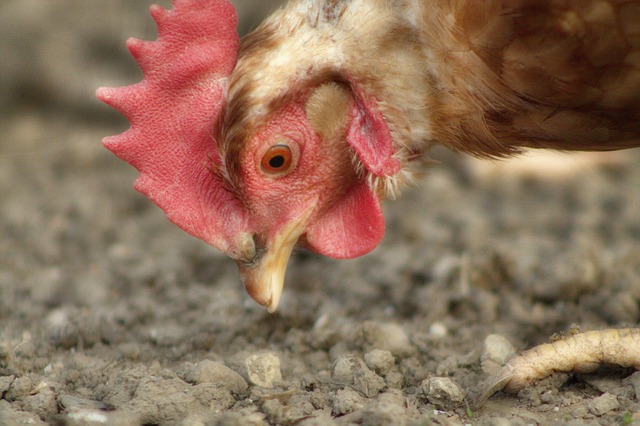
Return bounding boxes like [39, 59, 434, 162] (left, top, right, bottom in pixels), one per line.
[236, 209, 312, 312]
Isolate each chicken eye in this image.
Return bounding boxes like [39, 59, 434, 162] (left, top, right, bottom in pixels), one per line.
[261, 144, 293, 175]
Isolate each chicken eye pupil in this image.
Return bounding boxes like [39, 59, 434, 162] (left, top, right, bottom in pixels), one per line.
[269, 155, 285, 169]
[261, 143, 294, 176]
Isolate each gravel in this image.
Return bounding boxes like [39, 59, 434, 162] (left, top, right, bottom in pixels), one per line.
[1, 0, 639, 424]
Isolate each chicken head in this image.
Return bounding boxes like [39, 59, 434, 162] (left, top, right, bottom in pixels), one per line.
[97, 0, 404, 311]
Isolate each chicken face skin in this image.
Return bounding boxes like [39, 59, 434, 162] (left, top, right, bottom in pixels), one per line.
[224, 86, 385, 311]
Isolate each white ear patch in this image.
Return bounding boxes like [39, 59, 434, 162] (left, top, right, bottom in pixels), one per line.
[305, 82, 351, 141]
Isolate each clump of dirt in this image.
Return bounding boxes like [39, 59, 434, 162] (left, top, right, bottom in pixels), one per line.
[1, 1, 638, 424]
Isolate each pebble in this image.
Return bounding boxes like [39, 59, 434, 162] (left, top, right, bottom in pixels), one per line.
[213, 407, 267, 426]
[184, 360, 248, 394]
[45, 308, 83, 349]
[540, 390, 556, 404]
[384, 371, 404, 389]
[5, 375, 32, 402]
[128, 377, 235, 423]
[422, 377, 465, 408]
[485, 417, 528, 426]
[244, 352, 282, 388]
[571, 404, 590, 418]
[0, 375, 14, 395]
[296, 411, 339, 426]
[429, 322, 448, 339]
[261, 399, 286, 425]
[58, 394, 110, 412]
[0, 400, 47, 425]
[63, 409, 141, 426]
[623, 371, 640, 400]
[21, 387, 57, 421]
[330, 388, 366, 415]
[480, 334, 516, 374]
[583, 375, 635, 399]
[588, 392, 620, 416]
[360, 392, 408, 426]
[364, 350, 395, 376]
[360, 322, 416, 357]
[118, 343, 142, 361]
[331, 355, 385, 398]
[331, 354, 363, 383]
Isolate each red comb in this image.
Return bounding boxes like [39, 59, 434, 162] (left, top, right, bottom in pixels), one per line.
[96, 0, 248, 255]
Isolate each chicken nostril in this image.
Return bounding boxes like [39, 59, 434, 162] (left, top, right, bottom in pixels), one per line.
[231, 232, 257, 263]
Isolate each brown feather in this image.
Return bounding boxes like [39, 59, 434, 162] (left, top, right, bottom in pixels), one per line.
[220, 0, 432, 197]
[423, 0, 640, 156]
[219, 0, 640, 198]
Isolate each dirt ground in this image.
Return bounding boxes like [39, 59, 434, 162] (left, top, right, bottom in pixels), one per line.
[1, 1, 639, 425]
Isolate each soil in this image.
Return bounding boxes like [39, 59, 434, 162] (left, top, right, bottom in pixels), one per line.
[1, 1, 639, 425]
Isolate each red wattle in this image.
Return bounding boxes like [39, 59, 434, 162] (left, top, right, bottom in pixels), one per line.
[305, 182, 385, 259]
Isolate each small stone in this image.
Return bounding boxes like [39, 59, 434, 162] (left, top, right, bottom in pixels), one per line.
[384, 371, 404, 389]
[21, 387, 57, 422]
[244, 352, 282, 388]
[330, 388, 366, 415]
[583, 375, 635, 399]
[623, 371, 640, 400]
[331, 355, 360, 384]
[360, 322, 416, 357]
[422, 377, 465, 408]
[364, 350, 395, 376]
[0, 375, 14, 395]
[571, 404, 590, 418]
[355, 373, 386, 399]
[5, 375, 32, 402]
[0, 400, 47, 425]
[214, 407, 266, 426]
[119, 343, 142, 361]
[307, 391, 328, 412]
[429, 322, 447, 339]
[360, 392, 408, 426]
[480, 334, 516, 374]
[45, 308, 81, 349]
[540, 390, 556, 404]
[331, 355, 385, 398]
[485, 417, 527, 426]
[192, 383, 236, 412]
[588, 392, 620, 416]
[126, 377, 234, 424]
[296, 410, 338, 426]
[64, 409, 141, 426]
[59, 394, 109, 412]
[184, 360, 248, 394]
[261, 399, 285, 425]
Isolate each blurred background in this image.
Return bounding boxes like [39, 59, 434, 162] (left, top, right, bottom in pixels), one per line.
[1, 1, 287, 118]
[0, 0, 288, 326]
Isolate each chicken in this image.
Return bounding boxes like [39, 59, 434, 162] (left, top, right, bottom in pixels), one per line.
[97, 0, 640, 313]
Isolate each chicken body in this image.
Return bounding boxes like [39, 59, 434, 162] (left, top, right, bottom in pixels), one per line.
[98, 0, 640, 311]
[220, 0, 640, 309]
[225, 0, 640, 181]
